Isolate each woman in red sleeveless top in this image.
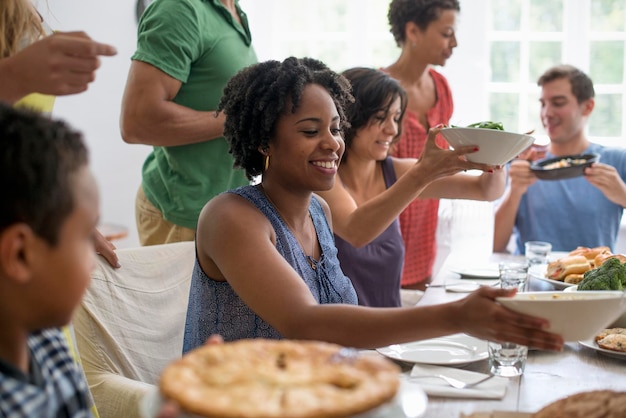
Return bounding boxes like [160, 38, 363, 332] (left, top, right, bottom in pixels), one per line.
[382, 0, 460, 289]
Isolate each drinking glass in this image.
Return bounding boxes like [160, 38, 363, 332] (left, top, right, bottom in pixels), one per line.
[488, 341, 528, 377]
[489, 267, 530, 377]
[524, 241, 552, 266]
[498, 260, 530, 292]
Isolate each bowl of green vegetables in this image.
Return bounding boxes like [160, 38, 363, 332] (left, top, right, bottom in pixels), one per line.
[440, 121, 535, 166]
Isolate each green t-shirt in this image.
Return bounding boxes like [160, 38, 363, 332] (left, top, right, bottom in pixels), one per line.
[133, 0, 256, 229]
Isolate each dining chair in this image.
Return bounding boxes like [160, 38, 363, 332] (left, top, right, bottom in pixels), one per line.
[72, 241, 196, 418]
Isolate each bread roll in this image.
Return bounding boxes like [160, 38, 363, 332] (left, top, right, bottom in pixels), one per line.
[546, 255, 591, 281]
[564, 273, 585, 284]
[592, 249, 614, 267]
[594, 252, 626, 268]
[569, 246, 611, 262]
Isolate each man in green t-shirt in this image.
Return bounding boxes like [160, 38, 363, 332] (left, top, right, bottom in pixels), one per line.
[121, 0, 257, 245]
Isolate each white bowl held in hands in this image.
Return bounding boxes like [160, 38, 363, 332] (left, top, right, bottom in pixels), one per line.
[564, 285, 626, 328]
[496, 291, 626, 341]
[440, 127, 535, 165]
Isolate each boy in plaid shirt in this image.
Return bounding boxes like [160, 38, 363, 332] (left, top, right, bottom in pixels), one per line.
[0, 104, 97, 417]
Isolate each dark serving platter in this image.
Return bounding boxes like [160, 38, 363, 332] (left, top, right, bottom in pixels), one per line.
[530, 153, 599, 180]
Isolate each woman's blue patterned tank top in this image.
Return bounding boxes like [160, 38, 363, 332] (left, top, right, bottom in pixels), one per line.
[183, 185, 358, 352]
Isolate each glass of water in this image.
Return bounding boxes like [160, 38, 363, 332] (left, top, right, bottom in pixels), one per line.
[498, 260, 530, 292]
[488, 341, 528, 377]
[489, 263, 530, 376]
[524, 241, 552, 266]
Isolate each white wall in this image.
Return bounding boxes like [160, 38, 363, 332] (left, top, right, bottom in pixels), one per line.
[38, 0, 149, 247]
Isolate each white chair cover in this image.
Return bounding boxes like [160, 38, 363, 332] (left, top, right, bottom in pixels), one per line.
[73, 241, 195, 418]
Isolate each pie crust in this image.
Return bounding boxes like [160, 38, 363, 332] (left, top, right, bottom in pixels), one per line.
[160, 339, 400, 418]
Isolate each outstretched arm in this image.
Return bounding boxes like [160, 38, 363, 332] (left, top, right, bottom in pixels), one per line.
[418, 166, 505, 201]
[0, 32, 116, 103]
[196, 193, 563, 351]
[317, 127, 499, 247]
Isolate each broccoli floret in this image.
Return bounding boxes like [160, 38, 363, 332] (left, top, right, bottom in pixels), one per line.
[578, 257, 625, 291]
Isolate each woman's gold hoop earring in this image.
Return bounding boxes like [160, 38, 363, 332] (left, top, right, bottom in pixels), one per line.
[264, 154, 270, 171]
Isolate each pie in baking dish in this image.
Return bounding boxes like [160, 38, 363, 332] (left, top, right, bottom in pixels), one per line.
[159, 338, 400, 418]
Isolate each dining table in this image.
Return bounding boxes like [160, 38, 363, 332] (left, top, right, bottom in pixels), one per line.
[388, 251, 626, 417]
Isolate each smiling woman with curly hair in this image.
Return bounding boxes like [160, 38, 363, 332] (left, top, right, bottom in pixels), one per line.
[218, 57, 353, 180]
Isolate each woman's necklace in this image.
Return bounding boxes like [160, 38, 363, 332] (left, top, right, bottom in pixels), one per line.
[259, 185, 317, 270]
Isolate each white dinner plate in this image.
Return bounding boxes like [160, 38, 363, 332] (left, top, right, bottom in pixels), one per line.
[449, 266, 499, 279]
[528, 263, 575, 290]
[376, 333, 488, 366]
[444, 282, 482, 293]
[140, 380, 428, 418]
[579, 338, 626, 361]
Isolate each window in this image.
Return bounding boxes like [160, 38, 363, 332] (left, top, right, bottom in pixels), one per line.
[486, 0, 626, 146]
[243, 0, 626, 147]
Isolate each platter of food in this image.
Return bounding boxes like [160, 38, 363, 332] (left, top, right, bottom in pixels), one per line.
[530, 153, 598, 180]
[579, 328, 626, 361]
[377, 333, 488, 366]
[530, 246, 621, 289]
[528, 264, 576, 290]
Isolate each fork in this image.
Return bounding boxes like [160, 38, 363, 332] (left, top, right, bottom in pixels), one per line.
[411, 373, 495, 389]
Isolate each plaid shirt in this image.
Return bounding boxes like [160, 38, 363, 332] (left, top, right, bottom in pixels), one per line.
[0, 328, 93, 418]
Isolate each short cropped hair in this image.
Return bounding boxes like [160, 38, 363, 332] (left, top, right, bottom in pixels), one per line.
[218, 57, 354, 180]
[0, 103, 88, 245]
[340, 67, 408, 154]
[388, 0, 460, 46]
[537, 64, 595, 104]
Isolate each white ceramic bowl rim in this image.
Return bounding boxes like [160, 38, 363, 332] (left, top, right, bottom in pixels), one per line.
[439, 127, 535, 166]
[496, 290, 626, 341]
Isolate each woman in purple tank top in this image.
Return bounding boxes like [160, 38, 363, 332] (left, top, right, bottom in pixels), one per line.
[317, 68, 505, 308]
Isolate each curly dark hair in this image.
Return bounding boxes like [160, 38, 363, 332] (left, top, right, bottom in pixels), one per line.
[388, 0, 460, 46]
[0, 103, 89, 246]
[218, 57, 354, 180]
[537, 64, 595, 104]
[340, 68, 408, 158]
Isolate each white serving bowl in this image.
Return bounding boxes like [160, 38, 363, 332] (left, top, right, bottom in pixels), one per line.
[496, 291, 626, 341]
[440, 127, 535, 165]
[564, 285, 626, 327]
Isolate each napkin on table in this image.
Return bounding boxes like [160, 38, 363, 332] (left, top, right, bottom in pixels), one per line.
[409, 364, 508, 399]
